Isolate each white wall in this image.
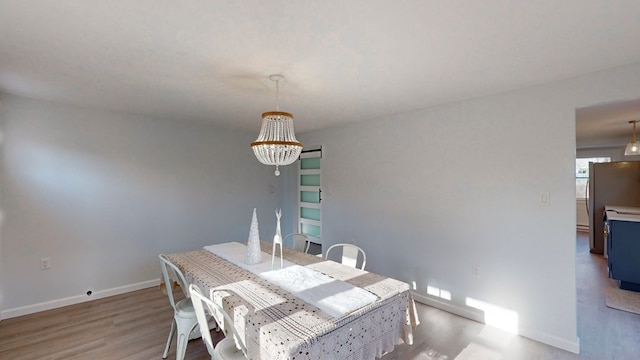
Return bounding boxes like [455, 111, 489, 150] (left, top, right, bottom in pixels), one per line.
[4, 62, 640, 349]
[0, 98, 4, 316]
[0, 94, 283, 316]
[295, 63, 640, 353]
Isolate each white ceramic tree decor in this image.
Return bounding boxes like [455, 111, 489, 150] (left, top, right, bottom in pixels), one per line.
[245, 208, 262, 265]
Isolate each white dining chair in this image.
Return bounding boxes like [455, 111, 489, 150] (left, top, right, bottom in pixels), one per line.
[325, 243, 367, 270]
[285, 233, 310, 253]
[189, 284, 248, 360]
[159, 254, 199, 360]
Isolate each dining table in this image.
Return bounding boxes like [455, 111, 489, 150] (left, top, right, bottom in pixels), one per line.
[165, 241, 419, 360]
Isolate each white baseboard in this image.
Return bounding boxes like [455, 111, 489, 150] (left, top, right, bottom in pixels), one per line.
[411, 291, 485, 323]
[1, 279, 160, 320]
[519, 327, 580, 354]
[411, 291, 580, 354]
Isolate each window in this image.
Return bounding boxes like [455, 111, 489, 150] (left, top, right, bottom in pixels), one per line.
[576, 157, 611, 199]
[298, 149, 322, 254]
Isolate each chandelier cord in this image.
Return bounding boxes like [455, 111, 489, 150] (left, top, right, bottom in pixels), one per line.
[275, 79, 280, 111]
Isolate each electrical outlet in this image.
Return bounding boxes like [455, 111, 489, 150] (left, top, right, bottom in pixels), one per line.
[40, 257, 51, 270]
[472, 266, 480, 277]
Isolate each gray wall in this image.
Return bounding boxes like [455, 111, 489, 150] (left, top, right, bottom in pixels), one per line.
[3, 62, 640, 352]
[295, 63, 640, 353]
[0, 94, 284, 314]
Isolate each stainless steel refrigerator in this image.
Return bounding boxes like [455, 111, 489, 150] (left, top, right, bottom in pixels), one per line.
[588, 161, 640, 254]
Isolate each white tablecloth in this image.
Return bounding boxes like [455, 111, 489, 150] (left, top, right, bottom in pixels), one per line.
[204, 242, 378, 318]
[167, 241, 418, 360]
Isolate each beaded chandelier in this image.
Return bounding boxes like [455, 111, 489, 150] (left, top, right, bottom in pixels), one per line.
[251, 74, 303, 176]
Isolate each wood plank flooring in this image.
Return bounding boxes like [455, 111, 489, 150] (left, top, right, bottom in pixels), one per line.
[1, 233, 638, 359]
[0, 286, 217, 360]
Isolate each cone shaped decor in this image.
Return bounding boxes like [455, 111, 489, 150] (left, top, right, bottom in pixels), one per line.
[245, 208, 262, 265]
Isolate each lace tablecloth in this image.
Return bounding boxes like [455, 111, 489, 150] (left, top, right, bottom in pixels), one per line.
[166, 242, 419, 360]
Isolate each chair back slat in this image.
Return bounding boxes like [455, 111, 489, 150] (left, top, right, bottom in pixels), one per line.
[342, 246, 359, 268]
[189, 284, 216, 358]
[285, 233, 310, 253]
[159, 254, 190, 308]
[189, 284, 248, 359]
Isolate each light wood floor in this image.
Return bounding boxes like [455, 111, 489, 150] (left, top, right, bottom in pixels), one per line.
[0, 284, 219, 360]
[1, 233, 638, 359]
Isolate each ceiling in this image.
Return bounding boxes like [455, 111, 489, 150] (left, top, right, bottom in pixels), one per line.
[576, 99, 640, 149]
[2, 1, 640, 144]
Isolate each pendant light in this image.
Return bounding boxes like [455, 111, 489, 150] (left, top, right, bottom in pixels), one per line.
[251, 74, 303, 176]
[624, 120, 640, 156]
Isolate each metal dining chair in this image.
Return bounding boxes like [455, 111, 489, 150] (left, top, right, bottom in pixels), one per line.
[159, 254, 199, 360]
[325, 243, 367, 270]
[189, 284, 248, 360]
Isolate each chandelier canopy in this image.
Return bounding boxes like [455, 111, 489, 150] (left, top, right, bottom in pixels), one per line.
[624, 120, 640, 156]
[251, 74, 303, 176]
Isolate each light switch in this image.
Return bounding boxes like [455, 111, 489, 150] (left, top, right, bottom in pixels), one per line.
[40, 257, 51, 270]
[540, 192, 550, 205]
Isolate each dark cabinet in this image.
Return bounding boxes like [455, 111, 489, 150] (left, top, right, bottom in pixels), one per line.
[607, 214, 640, 291]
